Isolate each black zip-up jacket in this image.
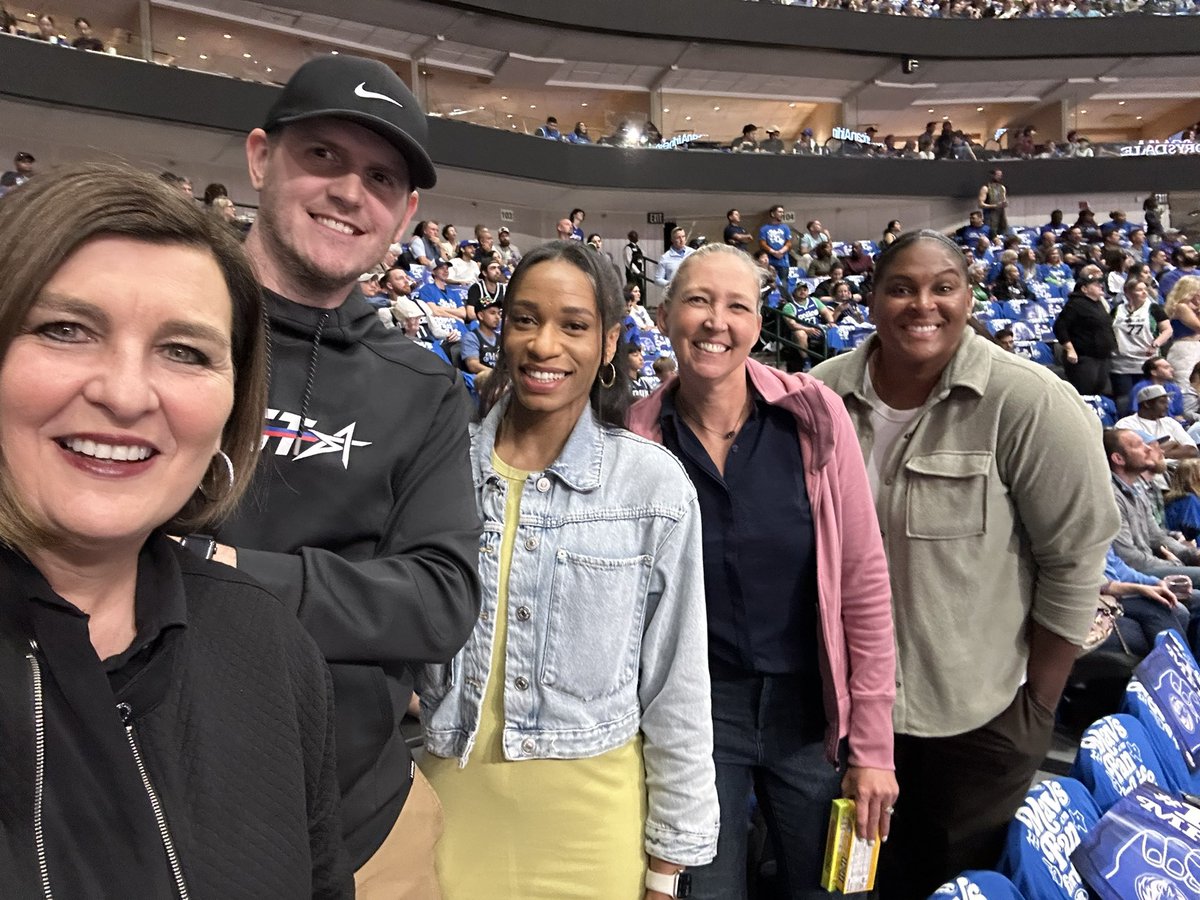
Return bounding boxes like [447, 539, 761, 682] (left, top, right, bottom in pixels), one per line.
[1053, 290, 1119, 360]
[216, 287, 482, 868]
[0, 535, 351, 898]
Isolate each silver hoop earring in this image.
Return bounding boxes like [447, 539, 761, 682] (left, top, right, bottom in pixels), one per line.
[200, 450, 236, 501]
[598, 361, 617, 389]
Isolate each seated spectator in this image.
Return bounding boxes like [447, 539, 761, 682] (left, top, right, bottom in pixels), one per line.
[534, 116, 562, 140]
[1101, 549, 1191, 658]
[71, 16, 103, 50]
[752, 250, 777, 306]
[731, 123, 759, 152]
[828, 280, 866, 323]
[1037, 247, 1072, 284]
[416, 257, 466, 336]
[474, 224, 501, 271]
[448, 241, 481, 286]
[1166, 458, 1200, 541]
[624, 282, 655, 332]
[806, 241, 837, 278]
[496, 226, 521, 271]
[554, 218, 574, 241]
[1106, 428, 1200, 582]
[467, 256, 506, 321]
[31, 13, 67, 44]
[800, 220, 830, 255]
[1116, 384, 1197, 457]
[949, 131, 978, 160]
[359, 272, 389, 308]
[992, 263, 1030, 303]
[968, 263, 991, 311]
[460, 293, 501, 386]
[793, 127, 820, 155]
[407, 219, 440, 268]
[760, 126, 785, 153]
[0, 151, 35, 189]
[994, 327, 1017, 352]
[1075, 208, 1102, 243]
[1160, 245, 1199, 301]
[1102, 210, 1133, 239]
[955, 211, 991, 248]
[780, 281, 833, 368]
[623, 342, 657, 400]
[1016, 248, 1040, 285]
[813, 263, 848, 297]
[564, 121, 591, 144]
[438, 223, 458, 260]
[881, 220, 902, 247]
[393, 297, 435, 351]
[1060, 227, 1090, 273]
[1041, 209, 1068, 240]
[652, 356, 676, 384]
[656, 227, 694, 287]
[1129, 357, 1187, 422]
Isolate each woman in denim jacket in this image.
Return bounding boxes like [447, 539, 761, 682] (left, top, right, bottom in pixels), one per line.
[420, 241, 718, 900]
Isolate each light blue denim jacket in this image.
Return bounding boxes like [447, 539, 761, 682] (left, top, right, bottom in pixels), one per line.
[419, 398, 719, 866]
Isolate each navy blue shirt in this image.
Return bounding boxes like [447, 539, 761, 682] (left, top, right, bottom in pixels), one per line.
[660, 387, 821, 679]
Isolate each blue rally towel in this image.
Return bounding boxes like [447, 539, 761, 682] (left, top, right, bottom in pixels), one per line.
[1134, 638, 1200, 771]
[929, 869, 1025, 899]
[1071, 782, 1200, 900]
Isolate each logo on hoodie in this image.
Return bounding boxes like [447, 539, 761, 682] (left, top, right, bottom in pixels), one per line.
[261, 408, 372, 469]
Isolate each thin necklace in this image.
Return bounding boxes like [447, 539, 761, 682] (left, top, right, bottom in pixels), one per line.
[677, 393, 751, 441]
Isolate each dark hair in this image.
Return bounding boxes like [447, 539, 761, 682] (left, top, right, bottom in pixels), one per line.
[886, 220, 901, 232]
[442, 223, 456, 241]
[1143, 356, 1166, 379]
[623, 282, 640, 303]
[726, 209, 738, 220]
[994, 327, 1014, 342]
[1102, 428, 1127, 462]
[874, 229, 969, 287]
[620, 341, 642, 359]
[202, 182, 228, 205]
[0, 163, 268, 545]
[73, 16, 89, 27]
[627, 230, 638, 242]
[479, 241, 628, 428]
[1190, 362, 1200, 383]
[569, 208, 585, 222]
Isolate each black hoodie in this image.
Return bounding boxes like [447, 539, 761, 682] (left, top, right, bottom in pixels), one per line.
[216, 287, 481, 868]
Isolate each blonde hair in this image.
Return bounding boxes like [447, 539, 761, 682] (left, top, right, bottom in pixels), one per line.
[1167, 457, 1200, 503]
[1164, 275, 1200, 319]
[662, 242, 768, 312]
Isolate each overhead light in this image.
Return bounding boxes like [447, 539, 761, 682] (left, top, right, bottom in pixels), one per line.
[713, 105, 720, 111]
[199, 53, 208, 60]
[26, 11, 35, 17]
[1080, 109, 1087, 114]
[663, 107, 670, 113]
[976, 106, 984, 111]
[530, 104, 536, 109]
[222, 33, 231, 39]
[1118, 100, 1126, 106]
[176, 35, 186, 41]
[943, 115, 949, 119]
[501, 95, 508, 100]
[243, 52, 252, 58]
[788, 103, 797, 108]
[435, 34, 445, 41]
[506, 114, 513, 118]
[1136, 115, 1143, 120]
[265, 67, 272, 72]
[511, 124, 517, 129]
[928, 108, 935, 113]
[685, 115, 692, 121]
[478, 105, 485, 110]
[331, 50, 339, 55]
[581, 102, 588, 107]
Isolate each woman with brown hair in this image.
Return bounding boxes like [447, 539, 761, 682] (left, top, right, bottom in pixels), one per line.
[0, 165, 349, 897]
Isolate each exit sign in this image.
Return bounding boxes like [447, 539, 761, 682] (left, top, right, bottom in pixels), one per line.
[647, 212, 665, 225]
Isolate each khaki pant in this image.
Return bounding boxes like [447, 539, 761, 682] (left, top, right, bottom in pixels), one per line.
[354, 768, 444, 900]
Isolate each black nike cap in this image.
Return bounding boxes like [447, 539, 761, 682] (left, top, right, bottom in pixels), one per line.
[264, 55, 437, 189]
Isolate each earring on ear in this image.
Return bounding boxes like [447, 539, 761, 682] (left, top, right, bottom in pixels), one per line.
[598, 360, 617, 389]
[199, 450, 236, 501]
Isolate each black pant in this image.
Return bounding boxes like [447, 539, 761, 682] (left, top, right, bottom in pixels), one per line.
[875, 686, 1055, 899]
[1063, 355, 1110, 396]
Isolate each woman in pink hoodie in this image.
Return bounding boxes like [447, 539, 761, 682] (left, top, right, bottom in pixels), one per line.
[627, 243, 896, 900]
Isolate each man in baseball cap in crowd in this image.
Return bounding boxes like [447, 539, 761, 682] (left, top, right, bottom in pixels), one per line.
[210, 54, 481, 898]
[0, 151, 35, 190]
[1116, 383, 1199, 460]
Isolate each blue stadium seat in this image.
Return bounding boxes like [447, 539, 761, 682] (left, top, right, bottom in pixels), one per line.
[1079, 394, 1118, 427]
[998, 777, 1099, 900]
[1068, 714, 1171, 812]
[929, 870, 1026, 899]
[1121, 679, 1196, 793]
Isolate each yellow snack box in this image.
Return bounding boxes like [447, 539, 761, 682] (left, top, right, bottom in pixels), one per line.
[820, 798, 881, 893]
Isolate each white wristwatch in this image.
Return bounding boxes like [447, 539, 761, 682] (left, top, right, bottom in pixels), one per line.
[645, 869, 691, 897]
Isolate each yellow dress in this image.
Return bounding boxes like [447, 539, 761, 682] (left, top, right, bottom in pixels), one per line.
[424, 452, 648, 899]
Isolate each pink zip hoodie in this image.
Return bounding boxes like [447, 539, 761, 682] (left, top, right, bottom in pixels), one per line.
[627, 358, 895, 770]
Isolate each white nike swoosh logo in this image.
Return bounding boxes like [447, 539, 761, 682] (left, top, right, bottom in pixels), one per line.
[354, 82, 404, 109]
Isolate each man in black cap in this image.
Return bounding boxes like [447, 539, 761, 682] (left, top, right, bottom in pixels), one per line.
[208, 54, 481, 898]
[0, 151, 35, 189]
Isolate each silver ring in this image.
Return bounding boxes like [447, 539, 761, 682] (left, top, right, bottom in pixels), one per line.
[885, 806, 896, 814]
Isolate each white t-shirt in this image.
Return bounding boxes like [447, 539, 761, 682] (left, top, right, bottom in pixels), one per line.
[863, 366, 922, 499]
[1114, 413, 1196, 448]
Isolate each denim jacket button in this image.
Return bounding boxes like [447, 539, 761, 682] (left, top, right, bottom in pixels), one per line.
[536, 476, 551, 493]
[524, 537, 539, 551]
[521, 738, 536, 754]
[516, 606, 532, 621]
[514, 676, 530, 691]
